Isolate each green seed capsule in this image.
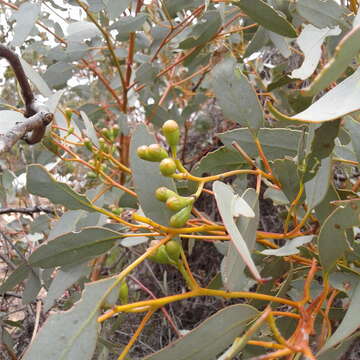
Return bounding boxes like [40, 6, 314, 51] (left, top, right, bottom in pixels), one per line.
[165, 240, 181, 262]
[148, 245, 172, 264]
[162, 120, 180, 147]
[86, 171, 98, 179]
[159, 158, 177, 176]
[112, 124, 120, 138]
[166, 195, 194, 212]
[118, 281, 128, 305]
[137, 145, 150, 160]
[83, 137, 93, 152]
[169, 205, 192, 228]
[155, 187, 177, 202]
[147, 144, 168, 162]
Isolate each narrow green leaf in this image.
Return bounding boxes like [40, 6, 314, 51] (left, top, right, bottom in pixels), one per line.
[218, 128, 301, 160]
[22, 268, 42, 304]
[319, 281, 360, 353]
[29, 227, 122, 268]
[236, 0, 297, 38]
[44, 263, 90, 312]
[296, 0, 349, 29]
[144, 304, 258, 360]
[318, 199, 360, 272]
[0, 264, 30, 295]
[318, 332, 360, 360]
[214, 181, 261, 281]
[80, 111, 99, 147]
[27, 164, 95, 212]
[23, 277, 118, 360]
[129, 124, 176, 226]
[211, 58, 264, 134]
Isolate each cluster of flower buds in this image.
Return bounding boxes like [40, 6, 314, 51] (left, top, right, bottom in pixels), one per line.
[148, 240, 182, 265]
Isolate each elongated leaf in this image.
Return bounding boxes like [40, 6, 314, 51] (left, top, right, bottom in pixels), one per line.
[302, 25, 360, 97]
[80, 111, 99, 147]
[19, 58, 52, 97]
[211, 58, 263, 134]
[27, 164, 95, 212]
[318, 199, 360, 272]
[144, 304, 258, 360]
[222, 189, 259, 291]
[318, 332, 360, 360]
[236, 0, 297, 37]
[129, 124, 176, 226]
[22, 268, 42, 304]
[214, 181, 261, 281]
[343, 116, 360, 162]
[319, 281, 360, 353]
[296, 0, 349, 29]
[291, 25, 341, 80]
[262, 236, 314, 256]
[304, 156, 332, 209]
[269, 67, 360, 122]
[218, 128, 301, 160]
[11, 2, 40, 47]
[44, 262, 90, 312]
[0, 263, 31, 295]
[23, 277, 118, 360]
[29, 227, 122, 268]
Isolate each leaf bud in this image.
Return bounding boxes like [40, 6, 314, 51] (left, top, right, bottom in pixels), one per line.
[162, 120, 180, 147]
[147, 144, 168, 162]
[83, 137, 93, 152]
[166, 195, 194, 212]
[86, 171, 97, 179]
[169, 205, 192, 228]
[118, 281, 128, 305]
[159, 158, 177, 176]
[155, 187, 177, 202]
[148, 245, 172, 264]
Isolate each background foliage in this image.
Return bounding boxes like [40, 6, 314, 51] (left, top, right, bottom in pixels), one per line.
[0, 0, 360, 359]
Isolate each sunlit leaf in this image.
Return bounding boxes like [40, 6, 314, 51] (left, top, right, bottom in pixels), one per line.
[261, 236, 314, 256]
[67, 21, 101, 41]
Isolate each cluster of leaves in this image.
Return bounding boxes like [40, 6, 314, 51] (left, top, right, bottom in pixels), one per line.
[1, 0, 360, 359]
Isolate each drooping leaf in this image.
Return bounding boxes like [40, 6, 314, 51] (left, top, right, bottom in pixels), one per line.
[261, 236, 314, 256]
[80, 111, 100, 147]
[22, 268, 42, 304]
[290, 25, 341, 80]
[343, 116, 360, 162]
[27, 164, 95, 212]
[319, 281, 360, 354]
[222, 189, 259, 291]
[11, 2, 40, 47]
[236, 0, 297, 38]
[267, 30, 291, 58]
[214, 181, 261, 281]
[211, 58, 264, 134]
[29, 227, 122, 268]
[318, 199, 360, 272]
[43, 62, 73, 88]
[268, 67, 360, 122]
[218, 128, 301, 160]
[44, 262, 90, 312]
[302, 25, 360, 97]
[314, 183, 340, 224]
[0, 263, 31, 295]
[318, 332, 360, 360]
[296, 0, 350, 29]
[23, 277, 118, 360]
[129, 124, 176, 226]
[144, 304, 258, 360]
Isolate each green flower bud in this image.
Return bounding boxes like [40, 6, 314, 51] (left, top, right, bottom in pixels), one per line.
[162, 120, 180, 147]
[137, 145, 150, 160]
[159, 158, 177, 176]
[166, 195, 194, 212]
[64, 108, 72, 123]
[147, 144, 168, 162]
[99, 137, 106, 151]
[165, 240, 181, 262]
[112, 124, 120, 138]
[148, 245, 172, 264]
[118, 281, 128, 305]
[101, 128, 111, 140]
[86, 171, 97, 179]
[112, 207, 123, 215]
[155, 187, 177, 202]
[169, 205, 192, 228]
[83, 137, 93, 152]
